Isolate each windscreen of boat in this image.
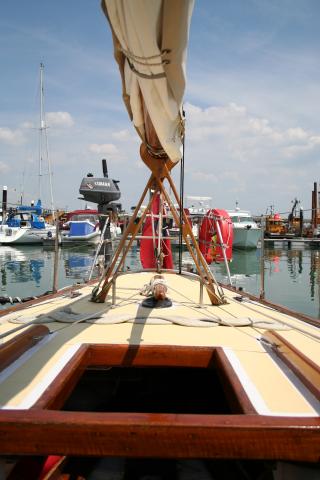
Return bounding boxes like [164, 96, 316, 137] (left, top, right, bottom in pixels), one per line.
[70, 214, 98, 223]
[230, 216, 255, 223]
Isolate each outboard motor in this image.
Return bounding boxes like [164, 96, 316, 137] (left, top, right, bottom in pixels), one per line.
[79, 159, 121, 265]
[79, 159, 120, 206]
[2, 186, 7, 225]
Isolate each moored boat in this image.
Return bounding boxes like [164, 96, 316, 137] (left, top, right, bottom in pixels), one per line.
[0, 201, 55, 245]
[61, 209, 101, 245]
[227, 206, 261, 249]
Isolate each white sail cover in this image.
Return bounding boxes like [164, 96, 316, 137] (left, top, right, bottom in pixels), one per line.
[101, 0, 194, 163]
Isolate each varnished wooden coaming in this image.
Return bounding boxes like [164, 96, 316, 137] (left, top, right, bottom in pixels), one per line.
[1, 343, 319, 461]
[31, 345, 255, 413]
[0, 409, 319, 461]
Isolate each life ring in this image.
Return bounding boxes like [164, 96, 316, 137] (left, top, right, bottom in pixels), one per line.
[199, 209, 233, 264]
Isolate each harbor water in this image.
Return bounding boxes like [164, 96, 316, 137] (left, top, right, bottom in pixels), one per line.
[1, 243, 320, 320]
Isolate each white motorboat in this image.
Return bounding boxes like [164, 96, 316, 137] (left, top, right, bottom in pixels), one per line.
[227, 207, 261, 249]
[60, 210, 120, 246]
[61, 219, 101, 245]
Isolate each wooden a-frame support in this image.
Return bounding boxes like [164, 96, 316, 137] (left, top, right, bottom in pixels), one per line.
[93, 145, 225, 305]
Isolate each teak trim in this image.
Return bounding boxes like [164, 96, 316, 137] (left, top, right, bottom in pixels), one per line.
[0, 325, 49, 373]
[1, 343, 319, 461]
[32, 344, 255, 414]
[263, 330, 320, 401]
[0, 409, 319, 461]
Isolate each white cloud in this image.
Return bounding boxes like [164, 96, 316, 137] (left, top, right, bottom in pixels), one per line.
[180, 101, 320, 212]
[0, 127, 24, 145]
[111, 129, 135, 141]
[46, 111, 74, 127]
[89, 143, 119, 155]
[0, 161, 9, 173]
[21, 121, 35, 129]
[285, 127, 308, 141]
[184, 102, 320, 162]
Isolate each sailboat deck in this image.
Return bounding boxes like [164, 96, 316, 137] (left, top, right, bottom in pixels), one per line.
[0, 272, 319, 419]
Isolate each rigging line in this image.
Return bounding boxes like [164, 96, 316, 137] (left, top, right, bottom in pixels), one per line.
[167, 284, 263, 343]
[44, 121, 55, 222]
[151, 210, 157, 258]
[157, 193, 163, 270]
[178, 109, 185, 275]
[227, 295, 320, 342]
[166, 284, 225, 320]
[107, 290, 144, 309]
[88, 218, 110, 281]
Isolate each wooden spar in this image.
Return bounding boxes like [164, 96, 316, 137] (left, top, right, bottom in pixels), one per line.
[94, 186, 158, 302]
[94, 94, 224, 305]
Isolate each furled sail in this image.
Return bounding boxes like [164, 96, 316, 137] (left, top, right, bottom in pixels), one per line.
[101, 0, 194, 163]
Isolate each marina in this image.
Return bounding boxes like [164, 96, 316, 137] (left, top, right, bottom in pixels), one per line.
[1, 243, 320, 320]
[0, 1, 320, 479]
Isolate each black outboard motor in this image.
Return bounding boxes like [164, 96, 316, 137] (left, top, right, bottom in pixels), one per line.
[79, 159, 121, 266]
[79, 159, 120, 205]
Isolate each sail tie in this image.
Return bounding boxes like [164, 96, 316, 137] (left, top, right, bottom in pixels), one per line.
[121, 47, 171, 79]
[120, 47, 171, 66]
[126, 59, 167, 79]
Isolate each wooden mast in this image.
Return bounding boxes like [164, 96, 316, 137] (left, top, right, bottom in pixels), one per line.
[93, 97, 225, 305]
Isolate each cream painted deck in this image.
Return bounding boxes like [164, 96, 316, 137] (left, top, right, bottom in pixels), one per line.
[0, 273, 319, 416]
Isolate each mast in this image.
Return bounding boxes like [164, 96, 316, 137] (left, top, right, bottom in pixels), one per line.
[38, 63, 44, 201]
[38, 63, 55, 220]
[94, 1, 225, 305]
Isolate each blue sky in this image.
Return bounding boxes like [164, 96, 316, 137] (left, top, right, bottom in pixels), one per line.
[1, 0, 320, 217]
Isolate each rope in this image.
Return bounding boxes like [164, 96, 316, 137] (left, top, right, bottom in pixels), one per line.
[145, 142, 167, 158]
[120, 47, 171, 64]
[140, 277, 167, 297]
[127, 60, 167, 80]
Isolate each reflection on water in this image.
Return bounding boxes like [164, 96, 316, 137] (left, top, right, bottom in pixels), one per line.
[0, 246, 44, 288]
[212, 245, 320, 318]
[0, 245, 97, 306]
[1, 243, 320, 319]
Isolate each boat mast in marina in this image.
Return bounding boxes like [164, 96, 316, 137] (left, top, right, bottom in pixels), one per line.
[38, 62, 55, 221]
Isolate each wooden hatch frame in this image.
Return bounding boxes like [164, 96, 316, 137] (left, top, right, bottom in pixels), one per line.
[0, 341, 319, 462]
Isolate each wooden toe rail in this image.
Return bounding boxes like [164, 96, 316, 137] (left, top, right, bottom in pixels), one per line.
[0, 324, 49, 373]
[263, 330, 320, 401]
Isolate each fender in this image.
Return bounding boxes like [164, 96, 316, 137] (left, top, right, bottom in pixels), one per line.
[199, 209, 233, 264]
